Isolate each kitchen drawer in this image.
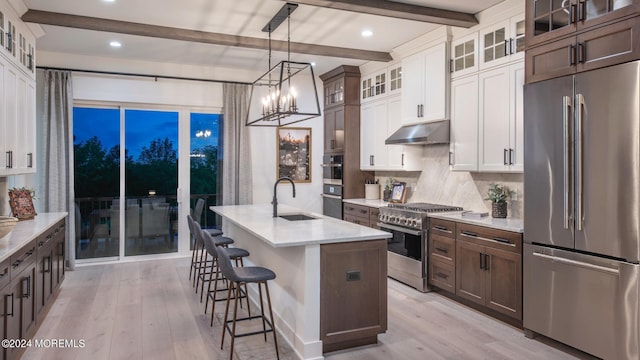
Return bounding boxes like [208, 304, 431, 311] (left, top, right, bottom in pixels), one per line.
[10, 240, 37, 280]
[343, 203, 371, 218]
[429, 258, 455, 293]
[344, 214, 369, 227]
[456, 223, 522, 254]
[429, 218, 456, 238]
[0, 258, 10, 290]
[429, 234, 455, 264]
[370, 208, 380, 223]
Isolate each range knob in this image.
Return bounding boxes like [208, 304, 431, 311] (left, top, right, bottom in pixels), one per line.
[415, 219, 422, 228]
[387, 215, 396, 223]
[410, 219, 419, 228]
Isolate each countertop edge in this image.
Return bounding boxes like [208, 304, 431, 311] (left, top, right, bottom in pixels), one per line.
[211, 205, 391, 248]
[0, 212, 68, 263]
[428, 212, 524, 233]
[342, 198, 389, 208]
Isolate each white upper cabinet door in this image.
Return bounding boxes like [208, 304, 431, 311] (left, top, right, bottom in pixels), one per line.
[4, 64, 17, 172]
[423, 42, 449, 122]
[478, 66, 511, 171]
[401, 51, 425, 125]
[388, 65, 402, 97]
[450, 75, 479, 171]
[478, 61, 524, 172]
[386, 95, 422, 171]
[451, 32, 479, 79]
[509, 61, 524, 172]
[479, 14, 525, 71]
[360, 99, 388, 170]
[15, 73, 27, 170]
[361, 69, 387, 103]
[401, 42, 449, 125]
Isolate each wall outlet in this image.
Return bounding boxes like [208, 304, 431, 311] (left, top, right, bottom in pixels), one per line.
[511, 189, 518, 201]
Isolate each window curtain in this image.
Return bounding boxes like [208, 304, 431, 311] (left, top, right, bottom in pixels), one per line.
[221, 83, 252, 205]
[38, 70, 76, 269]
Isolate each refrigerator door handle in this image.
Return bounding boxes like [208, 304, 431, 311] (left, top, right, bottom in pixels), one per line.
[562, 95, 572, 229]
[576, 93, 585, 231]
[531, 252, 619, 276]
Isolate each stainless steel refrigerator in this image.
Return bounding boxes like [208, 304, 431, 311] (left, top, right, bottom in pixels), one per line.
[524, 60, 640, 360]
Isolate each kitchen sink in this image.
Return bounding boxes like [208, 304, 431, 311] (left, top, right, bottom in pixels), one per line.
[279, 214, 319, 221]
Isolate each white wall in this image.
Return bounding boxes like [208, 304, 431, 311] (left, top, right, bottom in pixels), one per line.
[249, 76, 324, 214]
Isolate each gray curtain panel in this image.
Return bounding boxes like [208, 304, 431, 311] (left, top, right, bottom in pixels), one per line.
[39, 69, 76, 269]
[222, 83, 252, 205]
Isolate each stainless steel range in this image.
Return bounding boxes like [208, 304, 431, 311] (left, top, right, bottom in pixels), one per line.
[378, 202, 462, 292]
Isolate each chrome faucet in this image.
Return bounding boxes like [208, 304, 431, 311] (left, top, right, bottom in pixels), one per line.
[272, 176, 296, 217]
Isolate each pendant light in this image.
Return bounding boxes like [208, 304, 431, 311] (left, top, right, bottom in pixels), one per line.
[245, 3, 321, 127]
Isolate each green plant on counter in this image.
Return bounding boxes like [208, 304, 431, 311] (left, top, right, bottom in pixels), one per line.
[384, 177, 396, 191]
[485, 183, 510, 203]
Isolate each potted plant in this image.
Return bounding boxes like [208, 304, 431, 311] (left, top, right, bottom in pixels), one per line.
[486, 183, 510, 218]
[383, 178, 395, 202]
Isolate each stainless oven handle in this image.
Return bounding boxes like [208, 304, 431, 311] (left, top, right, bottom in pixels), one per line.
[320, 164, 342, 168]
[321, 194, 342, 200]
[378, 223, 423, 236]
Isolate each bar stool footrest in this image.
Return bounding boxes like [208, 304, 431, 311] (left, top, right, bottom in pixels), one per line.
[224, 315, 274, 339]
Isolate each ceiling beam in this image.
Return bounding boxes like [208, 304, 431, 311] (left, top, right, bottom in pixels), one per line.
[22, 10, 393, 62]
[289, 0, 478, 28]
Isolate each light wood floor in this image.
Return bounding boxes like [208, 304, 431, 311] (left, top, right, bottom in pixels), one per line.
[22, 257, 597, 360]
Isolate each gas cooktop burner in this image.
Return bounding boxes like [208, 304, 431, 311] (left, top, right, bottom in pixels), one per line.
[387, 202, 463, 213]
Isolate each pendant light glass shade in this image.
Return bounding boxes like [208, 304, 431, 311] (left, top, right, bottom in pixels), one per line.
[246, 60, 321, 127]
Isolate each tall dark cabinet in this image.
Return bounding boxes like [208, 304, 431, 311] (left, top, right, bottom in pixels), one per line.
[320, 66, 371, 200]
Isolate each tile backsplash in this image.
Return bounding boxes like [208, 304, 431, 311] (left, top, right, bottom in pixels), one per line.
[375, 144, 524, 219]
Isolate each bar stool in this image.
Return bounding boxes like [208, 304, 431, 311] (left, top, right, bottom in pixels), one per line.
[217, 245, 279, 360]
[194, 198, 223, 238]
[193, 221, 233, 300]
[187, 213, 224, 285]
[201, 230, 250, 322]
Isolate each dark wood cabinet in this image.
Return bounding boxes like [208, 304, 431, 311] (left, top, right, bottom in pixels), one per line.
[324, 107, 345, 153]
[526, 0, 640, 48]
[1, 218, 66, 360]
[526, 15, 640, 82]
[320, 66, 370, 199]
[343, 203, 380, 228]
[320, 239, 387, 353]
[455, 223, 522, 320]
[526, 0, 640, 83]
[428, 218, 456, 293]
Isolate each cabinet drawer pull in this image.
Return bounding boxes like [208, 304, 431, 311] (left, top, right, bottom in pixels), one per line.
[359, 209, 368, 215]
[484, 254, 490, 271]
[503, 149, 508, 165]
[435, 272, 448, 279]
[569, 44, 576, 65]
[435, 247, 448, 254]
[493, 237, 511, 244]
[461, 231, 477, 237]
[578, 0, 586, 22]
[509, 149, 514, 165]
[570, 3, 577, 24]
[433, 225, 451, 232]
[504, 40, 509, 56]
[12, 260, 22, 268]
[577, 42, 585, 64]
[479, 253, 484, 269]
[22, 277, 30, 298]
[45, 256, 51, 273]
[6, 293, 14, 317]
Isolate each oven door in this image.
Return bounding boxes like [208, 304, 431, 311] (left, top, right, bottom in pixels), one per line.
[378, 222, 428, 292]
[322, 155, 343, 184]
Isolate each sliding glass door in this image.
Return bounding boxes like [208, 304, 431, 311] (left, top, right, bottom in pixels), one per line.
[74, 105, 220, 261]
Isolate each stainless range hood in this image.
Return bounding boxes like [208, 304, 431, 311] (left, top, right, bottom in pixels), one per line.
[385, 120, 450, 145]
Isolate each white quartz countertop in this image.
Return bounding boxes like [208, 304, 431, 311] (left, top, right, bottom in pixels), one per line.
[0, 212, 68, 262]
[210, 204, 391, 248]
[342, 198, 389, 208]
[428, 212, 524, 233]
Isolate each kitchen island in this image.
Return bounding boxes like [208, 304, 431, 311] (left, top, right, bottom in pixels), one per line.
[210, 204, 392, 360]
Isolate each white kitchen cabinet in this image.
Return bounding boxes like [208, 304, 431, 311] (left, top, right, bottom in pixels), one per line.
[478, 62, 523, 172]
[360, 95, 421, 171]
[0, 53, 36, 176]
[360, 99, 388, 170]
[479, 14, 525, 71]
[386, 95, 421, 171]
[401, 42, 449, 125]
[451, 33, 478, 79]
[450, 75, 479, 171]
[361, 64, 402, 103]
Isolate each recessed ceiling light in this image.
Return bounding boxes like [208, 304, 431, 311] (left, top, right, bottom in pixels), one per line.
[361, 30, 373, 37]
[109, 41, 122, 48]
[311, 62, 316, 67]
[103, 0, 116, 3]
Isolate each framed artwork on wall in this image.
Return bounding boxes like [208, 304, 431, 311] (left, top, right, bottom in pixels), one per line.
[277, 127, 312, 183]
